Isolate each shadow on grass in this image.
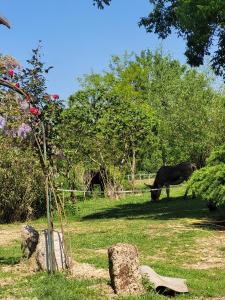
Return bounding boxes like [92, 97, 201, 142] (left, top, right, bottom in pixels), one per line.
[82, 196, 225, 227]
[0, 256, 20, 265]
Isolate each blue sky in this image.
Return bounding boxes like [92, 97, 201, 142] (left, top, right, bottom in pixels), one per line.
[1, 0, 187, 100]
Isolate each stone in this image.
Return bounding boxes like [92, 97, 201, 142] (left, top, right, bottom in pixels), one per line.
[21, 225, 39, 259]
[108, 243, 144, 296]
[21, 226, 70, 273]
[35, 230, 69, 272]
[140, 265, 188, 294]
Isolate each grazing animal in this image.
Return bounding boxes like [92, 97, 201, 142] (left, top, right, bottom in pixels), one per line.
[84, 169, 108, 192]
[147, 162, 196, 201]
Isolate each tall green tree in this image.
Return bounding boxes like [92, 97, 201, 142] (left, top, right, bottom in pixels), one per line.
[59, 61, 155, 193]
[135, 50, 225, 167]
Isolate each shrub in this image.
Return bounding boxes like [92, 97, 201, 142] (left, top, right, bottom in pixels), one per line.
[189, 144, 225, 207]
[0, 146, 45, 223]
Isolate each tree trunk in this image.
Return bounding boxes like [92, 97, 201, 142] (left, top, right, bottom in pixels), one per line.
[160, 138, 166, 166]
[131, 147, 136, 193]
[70, 179, 77, 203]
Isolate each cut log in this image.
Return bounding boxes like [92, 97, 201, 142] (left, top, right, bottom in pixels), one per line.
[108, 243, 144, 295]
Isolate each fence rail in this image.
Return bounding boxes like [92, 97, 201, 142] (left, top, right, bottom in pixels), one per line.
[126, 173, 156, 181]
[57, 184, 185, 196]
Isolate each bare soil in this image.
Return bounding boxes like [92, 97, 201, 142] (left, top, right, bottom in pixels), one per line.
[0, 228, 20, 246]
[70, 260, 109, 280]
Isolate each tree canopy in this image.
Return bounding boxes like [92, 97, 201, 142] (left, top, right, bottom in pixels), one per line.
[93, 0, 225, 79]
[59, 50, 225, 181]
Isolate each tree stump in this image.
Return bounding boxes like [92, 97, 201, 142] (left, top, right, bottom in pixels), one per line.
[108, 243, 144, 296]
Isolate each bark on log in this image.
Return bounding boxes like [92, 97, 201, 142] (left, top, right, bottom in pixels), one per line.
[108, 243, 144, 295]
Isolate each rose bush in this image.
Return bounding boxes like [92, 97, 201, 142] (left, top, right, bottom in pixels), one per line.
[0, 48, 63, 223]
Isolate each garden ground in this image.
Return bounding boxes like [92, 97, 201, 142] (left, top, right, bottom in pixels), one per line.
[1, 186, 225, 299]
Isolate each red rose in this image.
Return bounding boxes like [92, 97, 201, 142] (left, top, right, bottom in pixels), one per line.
[8, 69, 14, 77]
[15, 83, 20, 88]
[52, 94, 59, 100]
[29, 107, 40, 116]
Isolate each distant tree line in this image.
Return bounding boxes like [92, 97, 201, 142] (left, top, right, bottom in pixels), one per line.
[58, 50, 225, 195]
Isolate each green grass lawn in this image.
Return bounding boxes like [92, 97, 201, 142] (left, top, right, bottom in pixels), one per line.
[1, 187, 225, 299]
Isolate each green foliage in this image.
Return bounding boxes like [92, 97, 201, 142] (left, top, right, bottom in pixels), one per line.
[0, 145, 45, 223]
[189, 144, 225, 206]
[136, 50, 225, 167]
[59, 49, 225, 193]
[58, 56, 156, 192]
[93, 0, 111, 9]
[16, 45, 64, 165]
[207, 144, 225, 166]
[94, 0, 225, 79]
[140, 1, 225, 78]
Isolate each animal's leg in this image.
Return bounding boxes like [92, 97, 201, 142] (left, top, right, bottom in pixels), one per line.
[183, 186, 189, 199]
[166, 185, 170, 200]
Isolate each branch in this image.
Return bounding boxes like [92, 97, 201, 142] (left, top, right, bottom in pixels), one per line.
[0, 16, 10, 29]
[0, 78, 29, 100]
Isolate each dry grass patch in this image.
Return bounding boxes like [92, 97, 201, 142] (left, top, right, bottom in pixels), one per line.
[0, 228, 20, 247]
[183, 232, 225, 269]
[0, 277, 16, 287]
[0, 260, 36, 277]
[144, 221, 225, 267]
[76, 248, 107, 255]
[70, 260, 109, 279]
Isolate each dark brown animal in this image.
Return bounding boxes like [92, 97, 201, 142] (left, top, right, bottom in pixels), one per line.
[147, 162, 196, 201]
[84, 168, 108, 193]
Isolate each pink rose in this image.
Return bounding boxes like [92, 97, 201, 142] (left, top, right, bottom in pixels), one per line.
[52, 94, 59, 100]
[8, 69, 14, 77]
